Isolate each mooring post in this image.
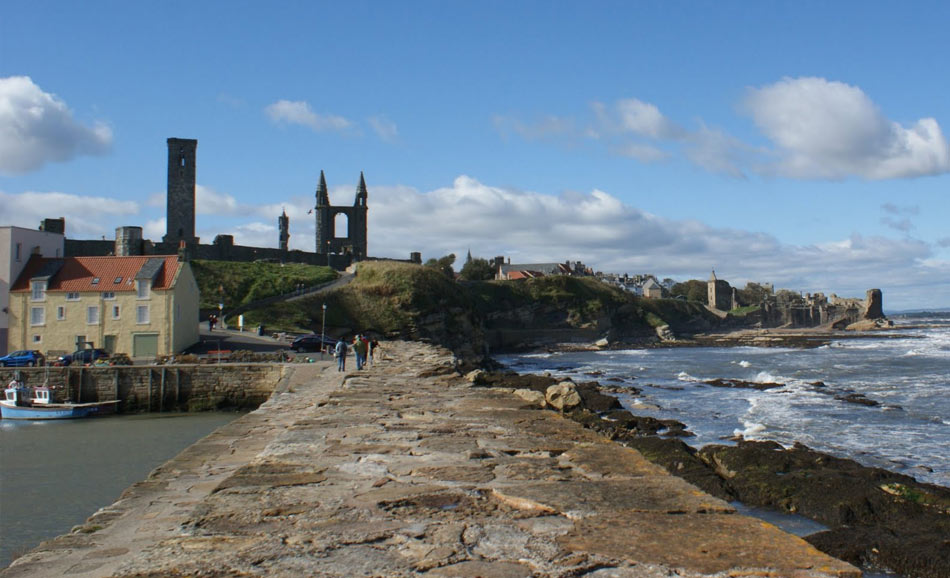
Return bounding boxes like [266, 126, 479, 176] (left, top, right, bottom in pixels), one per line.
[160, 367, 166, 412]
[113, 369, 119, 403]
[175, 368, 181, 406]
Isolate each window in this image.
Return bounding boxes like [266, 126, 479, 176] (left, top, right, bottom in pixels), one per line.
[32, 335, 42, 344]
[31, 281, 47, 301]
[114, 277, 123, 284]
[91, 277, 100, 285]
[102, 292, 116, 300]
[136, 305, 149, 324]
[57, 306, 66, 320]
[87, 305, 99, 325]
[30, 307, 45, 326]
[66, 292, 80, 301]
[137, 280, 150, 299]
[15, 242, 22, 262]
[112, 305, 120, 319]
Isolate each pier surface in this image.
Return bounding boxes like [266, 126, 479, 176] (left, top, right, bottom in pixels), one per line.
[2, 343, 858, 577]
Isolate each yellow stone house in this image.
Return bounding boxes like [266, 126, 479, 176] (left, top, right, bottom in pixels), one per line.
[8, 255, 199, 359]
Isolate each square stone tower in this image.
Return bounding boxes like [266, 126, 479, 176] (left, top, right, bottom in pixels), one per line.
[163, 138, 199, 245]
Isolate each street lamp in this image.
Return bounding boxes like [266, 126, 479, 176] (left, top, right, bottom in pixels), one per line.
[321, 303, 327, 359]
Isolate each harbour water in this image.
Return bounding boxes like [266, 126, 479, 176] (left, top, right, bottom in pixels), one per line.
[0, 412, 241, 568]
[499, 316, 950, 488]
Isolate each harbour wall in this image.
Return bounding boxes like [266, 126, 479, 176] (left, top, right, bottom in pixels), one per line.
[0, 364, 283, 413]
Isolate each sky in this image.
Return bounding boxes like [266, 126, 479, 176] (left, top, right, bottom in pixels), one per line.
[1, 1, 948, 311]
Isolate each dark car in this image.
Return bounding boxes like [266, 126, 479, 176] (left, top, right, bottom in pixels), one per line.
[57, 348, 109, 367]
[291, 334, 338, 353]
[0, 350, 46, 367]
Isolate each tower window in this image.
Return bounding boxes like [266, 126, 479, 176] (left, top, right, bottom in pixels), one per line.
[180, 155, 186, 167]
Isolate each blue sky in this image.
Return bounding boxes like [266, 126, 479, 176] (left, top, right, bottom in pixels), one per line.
[1, 1, 948, 310]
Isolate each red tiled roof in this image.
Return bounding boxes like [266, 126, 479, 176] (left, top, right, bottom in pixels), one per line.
[10, 255, 182, 293]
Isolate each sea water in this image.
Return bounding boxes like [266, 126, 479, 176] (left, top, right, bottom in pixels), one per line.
[498, 316, 950, 488]
[0, 412, 241, 568]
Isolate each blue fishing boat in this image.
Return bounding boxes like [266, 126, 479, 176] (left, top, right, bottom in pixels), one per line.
[1, 383, 119, 420]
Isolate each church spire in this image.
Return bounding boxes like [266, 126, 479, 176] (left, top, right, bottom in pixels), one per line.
[315, 170, 329, 207]
[354, 171, 367, 207]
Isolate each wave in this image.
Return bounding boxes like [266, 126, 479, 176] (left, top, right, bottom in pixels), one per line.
[738, 360, 751, 368]
[734, 420, 767, 439]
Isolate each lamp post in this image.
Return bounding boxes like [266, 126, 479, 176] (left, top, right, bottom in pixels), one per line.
[321, 303, 327, 359]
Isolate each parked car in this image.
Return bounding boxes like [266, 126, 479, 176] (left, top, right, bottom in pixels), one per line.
[291, 334, 338, 353]
[0, 350, 46, 367]
[56, 348, 109, 367]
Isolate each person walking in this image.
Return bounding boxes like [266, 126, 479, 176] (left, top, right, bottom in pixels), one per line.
[353, 334, 367, 370]
[334, 338, 347, 372]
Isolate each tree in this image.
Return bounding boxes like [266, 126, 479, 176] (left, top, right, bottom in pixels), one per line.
[735, 282, 772, 306]
[424, 253, 456, 278]
[460, 257, 496, 281]
[670, 279, 708, 303]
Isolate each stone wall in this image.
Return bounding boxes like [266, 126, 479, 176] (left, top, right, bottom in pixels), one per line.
[0, 364, 284, 413]
[64, 238, 354, 270]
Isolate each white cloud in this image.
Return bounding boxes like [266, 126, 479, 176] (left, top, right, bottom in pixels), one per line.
[614, 98, 682, 139]
[743, 77, 950, 180]
[0, 190, 137, 238]
[265, 100, 352, 132]
[366, 176, 948, 309]
[0, 76, 112, 174]
[501, 78, 949, 181]
[196, 185, 241, 215]
[368, 115, 398, 142]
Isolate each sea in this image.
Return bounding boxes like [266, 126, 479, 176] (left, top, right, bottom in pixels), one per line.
[497, 315, 950, 488]
[0, 412, 241, 568]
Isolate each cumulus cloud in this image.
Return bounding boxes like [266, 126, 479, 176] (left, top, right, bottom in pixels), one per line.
[499, 77, 949, 181]
[0, 76, 112, 174]
[265, 100, 352, 132]
[743, 77, 950, 180]
[0, 190, 137, 238]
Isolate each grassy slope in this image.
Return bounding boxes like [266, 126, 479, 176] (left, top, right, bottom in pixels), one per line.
[242, 261, 473, 336]
[196, 260, 719, 341]
[190, 260, 337, 311]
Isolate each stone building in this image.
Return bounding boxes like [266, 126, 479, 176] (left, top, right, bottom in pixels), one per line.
[8, 255, 199, 358]
[314, 171, 368, 260]
[707, 270, 736, 311]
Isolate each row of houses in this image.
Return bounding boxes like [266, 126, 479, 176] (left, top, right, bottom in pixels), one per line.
[1, 225, 198, 358]
[491, 257, 670, 299]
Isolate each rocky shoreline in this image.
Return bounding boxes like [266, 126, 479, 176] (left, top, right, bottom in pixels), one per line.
[471, 368, 950, 578]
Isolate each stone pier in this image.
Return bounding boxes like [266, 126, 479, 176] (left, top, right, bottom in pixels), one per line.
[2, 343, 858, 577]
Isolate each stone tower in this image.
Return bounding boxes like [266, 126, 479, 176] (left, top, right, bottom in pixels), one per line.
[707, 270, 734, 311]
[163, 138, 199, 245]
[314, 171, 368, 261]
[314, 171, 331, 254]
[278, 209, 290, 251]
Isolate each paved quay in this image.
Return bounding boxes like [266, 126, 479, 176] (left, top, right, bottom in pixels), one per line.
[3, 343, 859, 577]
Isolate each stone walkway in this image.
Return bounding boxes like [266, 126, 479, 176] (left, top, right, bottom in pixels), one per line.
[2, 343, 859, 577]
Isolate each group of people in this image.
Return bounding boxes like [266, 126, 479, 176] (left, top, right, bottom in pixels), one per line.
[332, 334, 378, 372]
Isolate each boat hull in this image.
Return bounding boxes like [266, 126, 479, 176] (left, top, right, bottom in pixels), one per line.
[0, 403, 114, 420]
